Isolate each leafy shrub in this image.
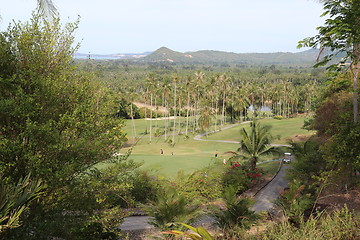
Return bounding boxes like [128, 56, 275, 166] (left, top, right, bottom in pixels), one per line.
[209, 186, 258, 229]
[154, 128, 164, 137]
[10, 157, 160, 239]
[222, 163, 265, 194]
[273, 115, 284, 120]
[257, 206, 359, 240]
[174, 167, 223, 202]
[275, 179, 314, 226]
[163, 223, 214, 240]
[302, 117, 314, 130]
[0, 174, 44, 235]
[129, 171, 160, 204]
[144, 187, 201, 231]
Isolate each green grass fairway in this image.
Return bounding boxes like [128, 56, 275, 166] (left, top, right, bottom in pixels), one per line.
[119, 117, 314, 177]
[206, 117, 315, 144]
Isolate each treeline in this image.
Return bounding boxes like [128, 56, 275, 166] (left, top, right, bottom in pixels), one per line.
[87, 60, 326, 128]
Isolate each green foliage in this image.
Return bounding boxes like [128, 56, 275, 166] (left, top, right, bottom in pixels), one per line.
[116, 98, 141, 119]
[145, 187, 201, 231]
[222, 162, 265, 194]
[257, 206, 359, 240]
[302, 118, 314, 130]
[0, 13, 127, 188]
[0, 14, 133, 239]
[162, 223, 214, 240]
[287, 140, 326, 184]
[209, 186, 258, 230]
[322, 122, 360, 179]
[174, 167, 223, 202]
[273, 115, 284, 120]
[298, 0, 360, 71]
[312, 91, 353, 137]
[10, 154, 160, 239]
[232, 120, 278, 170]
[0, 174, 43, 236]
[275, 179, 314, 226]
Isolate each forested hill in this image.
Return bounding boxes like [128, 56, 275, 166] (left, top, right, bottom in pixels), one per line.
[141, 47, 321, 65]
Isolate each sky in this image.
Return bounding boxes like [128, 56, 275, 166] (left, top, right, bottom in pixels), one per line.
[1, 0, 325, 54]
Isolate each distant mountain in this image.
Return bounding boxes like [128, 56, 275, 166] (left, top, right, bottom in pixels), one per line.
[75, 47, 325, 65]
[142, 47, 321, 65]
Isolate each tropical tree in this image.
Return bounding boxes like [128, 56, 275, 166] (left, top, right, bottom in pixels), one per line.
[227, 120, 277, 170]
[37, 0, 59, 19]
[172, 74, 178, 144]
[298, 0, 360, 122]
[126, 87, 137, 139]
[0, 174, 44, 235]
[146, 73, 157, 143]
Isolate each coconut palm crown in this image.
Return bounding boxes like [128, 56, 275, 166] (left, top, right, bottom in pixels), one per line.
[228, 120, 277, 170]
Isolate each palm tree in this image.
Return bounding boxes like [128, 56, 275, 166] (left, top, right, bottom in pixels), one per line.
[146, 73, 157, 144]
[184, 77, 192, 136]
[172, 74, 178, 145]
[198, 101, 215, 132]
[0, 174, 44, 233]
[1, 0, 58, 23]
[127, 87, 137, 139]
[37, 0, 59, 19]
[219, 74, 229, 127]
[227, 120, 277, 170]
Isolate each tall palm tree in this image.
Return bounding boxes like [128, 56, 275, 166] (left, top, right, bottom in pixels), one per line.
[0, 0, 58, 22]
[146, 73, 157, 144]
[227, 120, 277, 170]
[37, 0, 59, 19]
[127, 87, 137, 139]
[172, 74, 178, 144]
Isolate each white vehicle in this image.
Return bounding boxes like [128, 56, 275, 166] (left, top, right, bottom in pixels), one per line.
[283, 153, 292, 163]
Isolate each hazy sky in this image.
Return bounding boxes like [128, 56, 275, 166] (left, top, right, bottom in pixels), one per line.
[1, 0, 325, 54]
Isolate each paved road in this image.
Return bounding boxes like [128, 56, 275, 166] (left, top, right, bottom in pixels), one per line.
[251, 163, 291, 212]
[119, 216, 154, 231]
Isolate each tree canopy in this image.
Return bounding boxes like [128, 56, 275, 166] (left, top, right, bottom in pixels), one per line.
[298, 0, 360, 122]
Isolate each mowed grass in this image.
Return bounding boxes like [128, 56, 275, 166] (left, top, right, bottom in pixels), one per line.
[122, 133, 236, 178]
[206, 117, 315, 144]
[119, 117, 314, 177]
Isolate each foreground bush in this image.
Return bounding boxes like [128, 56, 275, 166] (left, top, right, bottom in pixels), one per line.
[145, 187, 201, 232]
[209, 186, 258, 230]
[173, 166, 224, 202]
[257, 206, 359, 240]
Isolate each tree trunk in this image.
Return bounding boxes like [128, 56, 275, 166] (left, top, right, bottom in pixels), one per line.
[172, 81, 177, 144]
[185, 92, 190, 135]
[150, 93, 152, 143]
[353, 67, 358, 123]
[130, 103, 136, 139]
[352, 44, 360, 123]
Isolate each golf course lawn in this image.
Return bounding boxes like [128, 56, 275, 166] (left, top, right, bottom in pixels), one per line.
[205, 117, 315, 144]
[119, 117, 314, 177]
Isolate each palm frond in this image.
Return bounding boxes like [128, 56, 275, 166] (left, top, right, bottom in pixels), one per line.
[37, 0, 59, 19]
